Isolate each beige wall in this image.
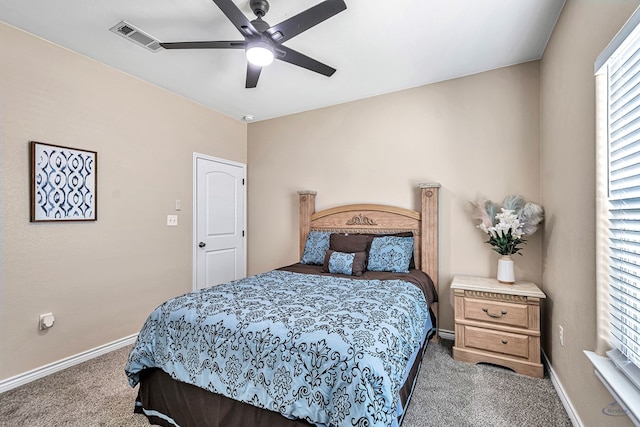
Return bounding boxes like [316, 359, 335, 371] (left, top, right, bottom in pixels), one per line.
[0, 22, 246, 380]
[247, 61, 542, 334]
[5, 1, 640, 424]
[540, 0, 639, 425]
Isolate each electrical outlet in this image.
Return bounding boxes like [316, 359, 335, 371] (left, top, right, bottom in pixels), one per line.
[167, 215, 178, 226]
[559, 325, 564, 346]
[39, 313, 55, 330]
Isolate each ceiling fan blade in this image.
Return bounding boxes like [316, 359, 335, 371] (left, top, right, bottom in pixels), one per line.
[160, 41, 245, 49]
[275, 45, 336, 77]
[265, 0, 346, 44]
[212, 0, 260, 38]
[246, 63, 262, 88]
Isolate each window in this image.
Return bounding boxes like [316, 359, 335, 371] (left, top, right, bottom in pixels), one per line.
[606, 25, 640, 379]
[588, 7, 640, 426]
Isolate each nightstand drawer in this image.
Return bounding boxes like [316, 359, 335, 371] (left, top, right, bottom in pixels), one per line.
[464, 298, 529, 328]
[463, 325, 529, 358]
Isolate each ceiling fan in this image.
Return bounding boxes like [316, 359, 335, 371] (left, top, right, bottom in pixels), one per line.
[160, 0, 347, 88]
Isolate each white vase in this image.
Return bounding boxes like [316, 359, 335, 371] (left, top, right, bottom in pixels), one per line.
[497, 255, 515, 284]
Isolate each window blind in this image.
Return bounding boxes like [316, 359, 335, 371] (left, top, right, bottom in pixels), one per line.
[608, 26, 640, 381]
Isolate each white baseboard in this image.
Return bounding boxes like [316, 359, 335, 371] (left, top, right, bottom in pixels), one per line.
[542, 349, 583, 427]
[438, 329, 455, 341]
[0, 334, 138, 394]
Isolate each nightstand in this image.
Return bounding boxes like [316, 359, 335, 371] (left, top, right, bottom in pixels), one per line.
[451, 275, 546, 378]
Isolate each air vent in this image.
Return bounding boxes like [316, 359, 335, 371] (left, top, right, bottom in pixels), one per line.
[109, 21, 163, 52]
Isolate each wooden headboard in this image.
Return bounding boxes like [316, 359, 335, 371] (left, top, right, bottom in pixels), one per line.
[297, 183, 440, 295]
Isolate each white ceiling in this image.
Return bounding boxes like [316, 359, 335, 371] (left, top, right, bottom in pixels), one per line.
[0, 0, 565, 122]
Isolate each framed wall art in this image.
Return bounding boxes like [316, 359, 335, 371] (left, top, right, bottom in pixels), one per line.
[30, 141, 97, 222]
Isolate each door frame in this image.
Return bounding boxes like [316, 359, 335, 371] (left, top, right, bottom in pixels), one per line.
[192, 152, 247, 291]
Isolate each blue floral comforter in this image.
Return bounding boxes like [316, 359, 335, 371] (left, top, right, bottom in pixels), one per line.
[125, 270, 430, 427]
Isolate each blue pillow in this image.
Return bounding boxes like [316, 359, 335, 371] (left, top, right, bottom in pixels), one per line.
[300, 231, 331, 265]
[327, 251, 356, 275]
[322, 250, 367, 276]
[367, 236, 414, 273]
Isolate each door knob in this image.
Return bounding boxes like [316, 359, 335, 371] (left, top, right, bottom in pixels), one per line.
[198, 242, 206, 248]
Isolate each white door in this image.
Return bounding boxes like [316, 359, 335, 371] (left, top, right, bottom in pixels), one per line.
[194, 154, 246, 290]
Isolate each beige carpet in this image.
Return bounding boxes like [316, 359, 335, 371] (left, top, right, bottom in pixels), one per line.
[0, 339, 571, 426]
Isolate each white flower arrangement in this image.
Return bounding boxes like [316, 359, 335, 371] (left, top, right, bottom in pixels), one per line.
[471, 195, 544, 256]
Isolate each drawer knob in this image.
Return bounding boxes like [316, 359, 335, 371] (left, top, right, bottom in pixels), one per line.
[482, 307, 508, 318]
[501, 339, 508, 344]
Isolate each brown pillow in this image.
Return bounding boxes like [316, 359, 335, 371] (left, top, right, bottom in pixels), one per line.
[322, 250, 367, 276]
[376, 231, 413, 238]
[330, 232, 417, 270]
[330, 233, 373, 253]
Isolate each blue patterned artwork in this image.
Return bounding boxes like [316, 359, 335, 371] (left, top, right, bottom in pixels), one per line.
[30, 141, 97, 222]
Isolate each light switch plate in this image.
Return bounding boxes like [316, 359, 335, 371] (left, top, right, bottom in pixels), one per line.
[167, 215, 178, 226]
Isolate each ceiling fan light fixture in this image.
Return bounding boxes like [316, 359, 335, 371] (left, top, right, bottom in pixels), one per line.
[246, 41, 274, 67]
[158, 0, 347, 87]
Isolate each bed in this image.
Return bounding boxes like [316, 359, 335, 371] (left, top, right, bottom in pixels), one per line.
[125, 183, 440, 427]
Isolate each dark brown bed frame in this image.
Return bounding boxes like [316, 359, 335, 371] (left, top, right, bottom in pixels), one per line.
[135, 183, 441, 427]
